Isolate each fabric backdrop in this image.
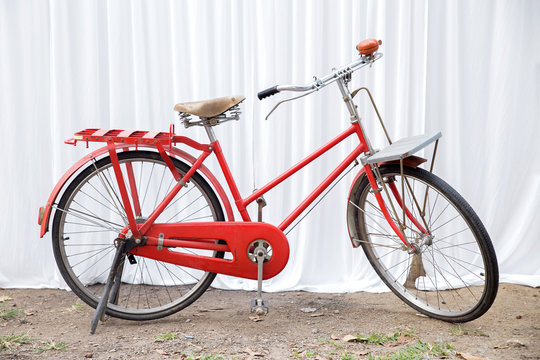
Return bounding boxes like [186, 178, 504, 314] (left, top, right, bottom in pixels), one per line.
[1, 0, 538, 291]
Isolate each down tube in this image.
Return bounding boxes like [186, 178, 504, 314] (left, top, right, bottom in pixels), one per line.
[279, 145, 364, 231]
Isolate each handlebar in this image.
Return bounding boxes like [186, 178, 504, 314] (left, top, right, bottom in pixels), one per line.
[257, 86, 280, 100]
[257, 52, 383, 100]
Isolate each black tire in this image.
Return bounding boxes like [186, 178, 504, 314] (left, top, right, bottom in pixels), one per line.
[52, 151, 225, 321]
[348, 165, 498, 322]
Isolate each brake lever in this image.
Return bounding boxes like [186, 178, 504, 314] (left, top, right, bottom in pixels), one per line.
[264, 89, 317, 120]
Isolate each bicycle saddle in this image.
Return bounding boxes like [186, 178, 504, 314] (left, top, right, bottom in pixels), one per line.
[174, 95, 245, 118]
[356, 39, 382, 55]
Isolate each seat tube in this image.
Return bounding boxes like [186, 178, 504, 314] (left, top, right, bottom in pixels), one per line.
[203, 123, 252, 221]
[203, 123, 218, 143]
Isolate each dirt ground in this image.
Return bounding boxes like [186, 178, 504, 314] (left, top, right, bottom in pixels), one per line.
[0, 284, 538, 360]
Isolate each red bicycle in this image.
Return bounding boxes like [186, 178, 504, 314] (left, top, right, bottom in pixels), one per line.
[38, 39, 498, 333]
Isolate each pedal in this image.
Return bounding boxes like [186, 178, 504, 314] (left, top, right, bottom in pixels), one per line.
[251, 299, 269, 315]
[248, 240, 271, 316]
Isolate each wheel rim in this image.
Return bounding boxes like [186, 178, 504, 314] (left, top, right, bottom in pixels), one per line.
[54, 152, 222, 317]
[355, 168, 490, 318]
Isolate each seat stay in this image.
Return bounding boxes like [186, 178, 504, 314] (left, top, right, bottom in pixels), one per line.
[137, 149, 213, 235]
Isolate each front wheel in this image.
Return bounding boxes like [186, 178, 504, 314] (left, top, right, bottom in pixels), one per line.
[348, 165, 498, 322]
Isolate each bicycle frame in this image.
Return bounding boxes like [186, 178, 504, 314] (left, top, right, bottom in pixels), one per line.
[102, 119, 420, 254]
[96, 122, 368, 239]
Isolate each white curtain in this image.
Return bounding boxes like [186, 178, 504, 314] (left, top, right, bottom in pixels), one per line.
[1, 0, 538, 291]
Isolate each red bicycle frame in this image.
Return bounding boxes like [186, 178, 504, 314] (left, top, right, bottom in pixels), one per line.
[96, 119, 418, 249]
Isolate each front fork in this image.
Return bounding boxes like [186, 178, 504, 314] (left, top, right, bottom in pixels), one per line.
[362, 163, 430, 251]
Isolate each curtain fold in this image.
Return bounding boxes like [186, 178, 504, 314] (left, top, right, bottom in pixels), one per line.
[1, 0, 538, 290]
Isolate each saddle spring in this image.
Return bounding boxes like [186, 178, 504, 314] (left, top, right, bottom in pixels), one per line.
[180, 104, 242, 128]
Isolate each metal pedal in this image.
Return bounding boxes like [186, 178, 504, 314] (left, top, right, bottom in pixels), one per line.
[250, 241, 270, 315]
[251, 299, 269, 315]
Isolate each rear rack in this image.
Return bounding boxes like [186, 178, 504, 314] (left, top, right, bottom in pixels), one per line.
[65, 129, 174, 146]
[65, 127, 211, 152]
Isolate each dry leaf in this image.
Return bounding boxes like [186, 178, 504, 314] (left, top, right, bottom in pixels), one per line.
[249, 315, 263, 322]
[0, 296, 12, 302]
[244, 347, 264, 357]
[330, 334, 340, 340]
[397, 335, 411, 344]
[155, 349, 169, 355]
[84, 353, 93, 358]
[342, 335, 359, 342]
[24, 310, 34, 316]
[198, 307, 224, 313]
[457, 352, 487, 360]
[506, 339, 526, 348]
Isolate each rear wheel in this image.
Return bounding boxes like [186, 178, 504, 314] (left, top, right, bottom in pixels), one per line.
[348, 165, 498, 322]
[52, 151, 225, 320]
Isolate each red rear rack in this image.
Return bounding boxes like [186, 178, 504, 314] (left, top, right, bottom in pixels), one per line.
[65, 128, 173, 146]
[64, 127, 211, 152]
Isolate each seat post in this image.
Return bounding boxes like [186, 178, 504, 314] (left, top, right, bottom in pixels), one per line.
[203, 121, 218, 143]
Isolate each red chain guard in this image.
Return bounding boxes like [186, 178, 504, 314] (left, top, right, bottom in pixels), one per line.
[130, 222, 290, 280]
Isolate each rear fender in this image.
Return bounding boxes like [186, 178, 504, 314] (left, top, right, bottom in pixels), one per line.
[39, 145, 235, 237]
[346, 155, 427, 247]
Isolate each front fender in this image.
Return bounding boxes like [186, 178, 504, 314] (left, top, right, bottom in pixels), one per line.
[39, 144, 235, 237]
[345, 155, 427, 247]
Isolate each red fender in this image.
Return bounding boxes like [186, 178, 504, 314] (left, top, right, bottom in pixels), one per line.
[345, 156, 427, 247]
[39, 144, 235, 237]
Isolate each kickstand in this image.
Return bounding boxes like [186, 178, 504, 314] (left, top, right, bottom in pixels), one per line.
[90, 240, 127, 334]
[250, 244, 269, 315]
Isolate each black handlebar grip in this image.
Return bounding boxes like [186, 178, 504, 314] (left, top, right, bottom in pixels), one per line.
[257, 85, 280, 100]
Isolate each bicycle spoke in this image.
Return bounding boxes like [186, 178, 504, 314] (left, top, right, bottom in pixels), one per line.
[67, 246, 111, 259]
[181, 214, 214, 222]
[425, 246, 479, 300]
[163, 186, 195, 212]
[141, 163, 155, 210]
[142, 259, 157, 307]
[154, 262, 173, 303]
[74, 247, 115, 276]
[54, 206, 123, 232]
[63, 229, 115, 235]
[79, 188, 125, 219]
[431, 246, 486, 276]
[434, 228, 470, 243]
[153, 166, 167, 210]
[91, 161, 127, 226]
[431, 213, 461, 232]
[86, 180, 120, 212]
[165, 194, 204, 222]
[178, 205, 209, 222]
